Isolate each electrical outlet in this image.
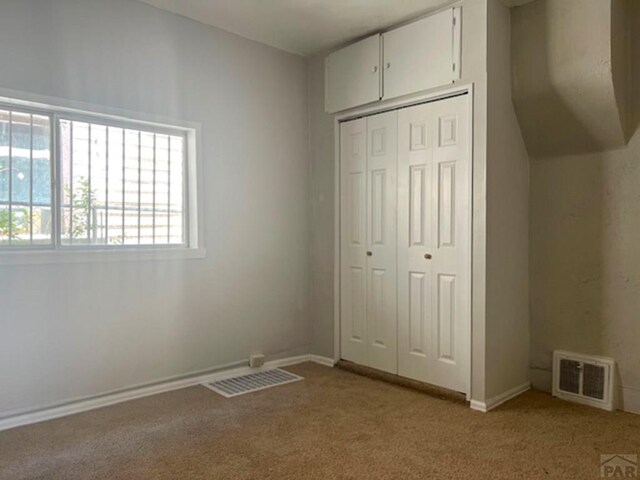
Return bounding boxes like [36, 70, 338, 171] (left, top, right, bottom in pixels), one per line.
[249, 354, 265, 368]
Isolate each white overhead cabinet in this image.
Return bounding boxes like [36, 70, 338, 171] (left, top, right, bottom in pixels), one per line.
[382, 9, 460, 100]
[325, 35, 381, 114]
[325, 8, 461, 114]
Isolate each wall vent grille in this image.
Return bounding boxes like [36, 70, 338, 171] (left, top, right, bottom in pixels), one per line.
[552, 350, 615, 411]
[202, 368, 303, 398]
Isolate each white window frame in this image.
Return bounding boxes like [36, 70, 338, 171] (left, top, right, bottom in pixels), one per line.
[0, 88, 205, 265]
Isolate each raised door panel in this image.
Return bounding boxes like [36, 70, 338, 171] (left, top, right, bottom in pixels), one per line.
[340, 118, 368, 366]
[382, 9, 456, 101]
[436, 274, 456, 363]
[365, 110, 397, 374]
[325, 35, 381, 114]
[347, 267, 365, 342]
[408, 271, 429, 356]
[438, 161, 456, 248]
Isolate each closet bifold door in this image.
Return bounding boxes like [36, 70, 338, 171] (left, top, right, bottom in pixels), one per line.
[340, 111, 398, 375]
[340, 118, 368, 367]
[365, 110, 397, 374]
[397, 95, 470, 393]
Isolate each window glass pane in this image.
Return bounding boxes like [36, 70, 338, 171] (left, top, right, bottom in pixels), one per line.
[169, 136, 184, 244]
[106, 126, 124, 245]
[154, 134, 169, 243]
[124, 129, 141, 246]
[60, 118, 186, 247]
[0, 109, 52, 247]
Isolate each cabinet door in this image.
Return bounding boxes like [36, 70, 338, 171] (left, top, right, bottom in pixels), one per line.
[382, 9, 456, 101]
[325, 35, 381, 114]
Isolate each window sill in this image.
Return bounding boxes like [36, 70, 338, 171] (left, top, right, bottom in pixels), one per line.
[0, 247, 206, 266]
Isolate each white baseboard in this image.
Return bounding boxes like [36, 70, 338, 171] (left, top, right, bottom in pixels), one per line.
[0, 354, 334, 432]
[307, 354, 336, 367]
[470, 382, 531, 413]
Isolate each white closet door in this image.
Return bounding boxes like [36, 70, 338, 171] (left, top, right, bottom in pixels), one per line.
[365, 110, 398, 374]
[397, 94, 470, 393]
[340, 118, 368, 366]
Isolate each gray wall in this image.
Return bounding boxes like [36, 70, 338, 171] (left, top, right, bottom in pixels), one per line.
[485, 0, 530, 400]
[528, 0, 640, 412]
[307, 54, 336, 359]
[511, 0, 630, 158]
[530, 129, 640, 413]
[0, 0, 311, 416]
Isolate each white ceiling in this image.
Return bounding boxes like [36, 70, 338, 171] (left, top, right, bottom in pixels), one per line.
[138, 0, 535, 57]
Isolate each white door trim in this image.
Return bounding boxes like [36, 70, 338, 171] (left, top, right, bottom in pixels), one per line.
[333, 83, 474, 397]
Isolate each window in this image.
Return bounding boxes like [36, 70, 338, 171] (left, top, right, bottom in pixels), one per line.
[58, 119, 185, 247]
[0, 102, 194, 254]
[0, 110, 51, 247]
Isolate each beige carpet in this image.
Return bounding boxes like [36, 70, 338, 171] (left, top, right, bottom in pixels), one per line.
[0, 362, 638, 480]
